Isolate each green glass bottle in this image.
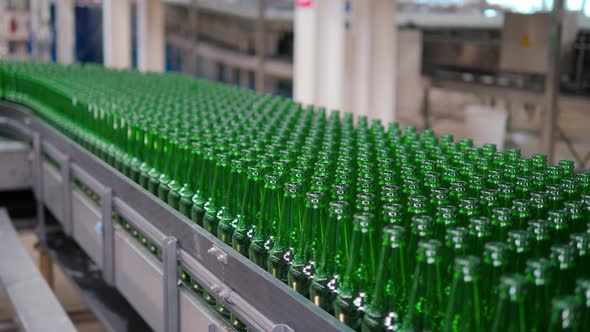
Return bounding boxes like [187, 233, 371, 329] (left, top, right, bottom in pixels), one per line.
[249, 173, 281, 269]
[548, 166, 562, 185]
[381, 203, 405, 228]
[459, 197, 481, 226]
[450, 180, 469, 206]
[528, 220, 552, 258]
[191, 147, 216, 226]
[532, 170, 548, 192]
[334, 212, 377, 330]
[362, 226, 407, 332]
[574, 278, 590, 331]
[549, 210, 570, 243]
[231, 165, 262, 257]
[435, 205, 459, 239]
[356, 192, 378, 214]
[166, 136, 188, 209]
[532, 154, 547, 170]
[506, 230, 532, 273]
[547, 184, 565, 211]
[443, 256, 483, 332]
[138, 122, 156, 189]
[406, 195, 429, 221]
[559, 160, 575, 179]
[480, 189, 500, 218]
[515, 176, 533, 200]
[491, 207, 514, 242]
[525, 257, 553, 331]
[498, 182, 516, 208]
[407, 215, 435, 273]
[550, 244, 577, 295]
[157, 132, 176, 201]
[563, 179, 580, 202]
[570, 233, 590, 277]
[468, 216, 493, 254]
[482, 242, 512, 321]
[178, 144, 198, 217]
[430, 187, 451, 216]
[268, 182, 303, 283]
[548, 295, 583, 332]
[579, 173, 590, 195]
[491, 274, 529, 332]
[310, 200, 350, 313]
[289, 191, 327, 297]
[530, 191, 549, 219]
[203, 154, 228, 239]
[403, 239, 445, 331]
[512, 199, 532, 229]
[565, 201, 585, 233]
[443, 227, 470, 279]
[217, 159, 241, 247]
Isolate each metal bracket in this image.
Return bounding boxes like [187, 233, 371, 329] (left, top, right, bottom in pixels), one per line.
[60, 155, 72, 236]
[163, 236, 179, 332]
[33, 132, 46, 247]
[207, 245, 228, 265]
[101, 187, 114, 286]
[179, 251, 272, 331]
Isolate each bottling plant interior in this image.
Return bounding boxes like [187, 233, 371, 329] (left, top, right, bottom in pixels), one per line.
[1, 1, 590, 332]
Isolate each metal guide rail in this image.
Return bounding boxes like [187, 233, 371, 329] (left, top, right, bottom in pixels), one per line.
[0, 101, 351, 332]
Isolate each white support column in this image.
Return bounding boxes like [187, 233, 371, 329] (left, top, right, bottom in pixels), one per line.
[103, 0, 131, 69]
[137, 0, 165, 72]
[315, 0, 346, 111]
[255, 0, 267, 92]
[293, 0, 318, 106]
[351, 0, 371, 117]
[30, 0, 52, 62]
[56, 0, 75, 64]
[370, 0, 397, 124]
[349, 0, 397, 122]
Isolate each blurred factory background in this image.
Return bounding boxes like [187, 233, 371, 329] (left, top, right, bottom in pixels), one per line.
[1, 0, 589, 169]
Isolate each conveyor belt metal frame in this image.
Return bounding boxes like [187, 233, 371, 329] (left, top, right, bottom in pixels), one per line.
[0, 208, 77, 332]
[0, 101, 350, 332]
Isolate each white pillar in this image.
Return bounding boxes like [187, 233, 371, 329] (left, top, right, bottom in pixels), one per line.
[30, 0, 52, 61]
[349, 0, 397, 122]
[352, 0, 372, 117]
[103, 0, 131, 69]
[137, 0, 165, 72]
[370, 0, 397, 124]
[293, 1, 318, 106]
[255, 0, 267, 92]
[56, 0, 75, 64]
[315, 0, 346, 111]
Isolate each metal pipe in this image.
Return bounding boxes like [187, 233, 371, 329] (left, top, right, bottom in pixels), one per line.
[541, 0, 564, 165]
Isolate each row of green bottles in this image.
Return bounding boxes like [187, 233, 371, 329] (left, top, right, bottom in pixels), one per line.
[2, 61, 590, 331]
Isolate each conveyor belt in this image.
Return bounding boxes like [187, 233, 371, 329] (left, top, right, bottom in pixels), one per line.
[0, 101, 351, 332]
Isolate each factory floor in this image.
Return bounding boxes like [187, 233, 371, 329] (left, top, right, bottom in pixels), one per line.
[0, 228, 107, 332]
